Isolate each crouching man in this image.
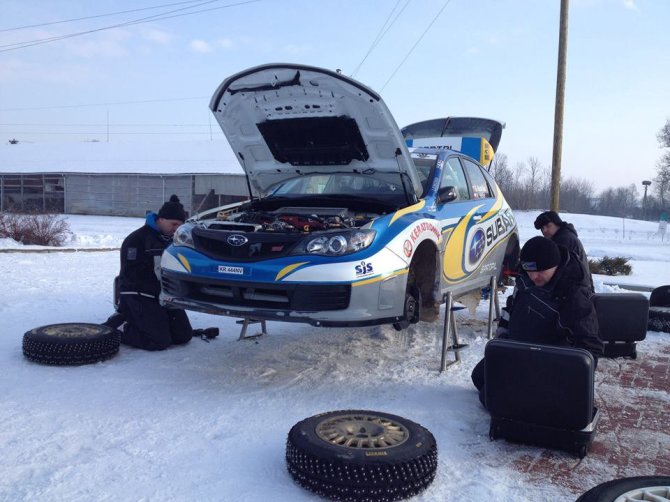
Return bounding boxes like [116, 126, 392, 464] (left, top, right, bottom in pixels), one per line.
[112, 195, 193, 350]
[471, 236, 603, 406]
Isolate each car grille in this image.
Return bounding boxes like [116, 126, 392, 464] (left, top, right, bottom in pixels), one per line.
[192, 227, 302, 262]
[162, 272, 350, 311]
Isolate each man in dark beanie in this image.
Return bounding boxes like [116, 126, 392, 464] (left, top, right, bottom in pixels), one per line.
[104, 194, 193, 350]
[534, 210, 593, 291]
[471, 236, 602, 407]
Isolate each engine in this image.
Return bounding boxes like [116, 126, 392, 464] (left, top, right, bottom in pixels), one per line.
[208, 206, 374, 233]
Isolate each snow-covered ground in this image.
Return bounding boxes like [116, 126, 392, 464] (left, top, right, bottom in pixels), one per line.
[1, 210, 668, 501]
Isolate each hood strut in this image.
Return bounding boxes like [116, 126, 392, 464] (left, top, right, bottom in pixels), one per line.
[238, 153, 255, 201]
[395, 148, 416, 206]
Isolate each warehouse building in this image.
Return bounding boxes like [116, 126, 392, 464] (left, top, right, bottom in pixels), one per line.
[0, 140, 247, 217]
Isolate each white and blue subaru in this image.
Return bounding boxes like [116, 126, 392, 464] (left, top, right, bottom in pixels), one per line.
[160, 64, 519, 329]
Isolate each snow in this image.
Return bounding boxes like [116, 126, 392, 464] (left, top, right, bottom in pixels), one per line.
[1, 210, 669, 501]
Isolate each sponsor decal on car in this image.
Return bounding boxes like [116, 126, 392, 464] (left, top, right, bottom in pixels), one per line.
[403, 239, 413, 258]
[443, 203, 515, 282]
[354, 261, 374, 277]
[409, 221, 440, 243]
[468, 229, 486, 265]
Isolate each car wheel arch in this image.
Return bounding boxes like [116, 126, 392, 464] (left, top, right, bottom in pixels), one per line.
[409, 240, 440, 312]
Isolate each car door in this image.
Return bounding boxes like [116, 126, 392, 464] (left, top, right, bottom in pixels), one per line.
[435, 155, 486, 287]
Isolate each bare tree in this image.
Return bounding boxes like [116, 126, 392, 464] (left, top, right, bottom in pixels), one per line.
[526, 156, 543, 208]
[491, 153, 515, 193]
[654, 153, 670, 207]
[658, 118, 670, 148]
[513, 161, 529, 209]
[560, 178, 594, 214]
[654, 119, 670, 207]
[596, 184, 639, 218]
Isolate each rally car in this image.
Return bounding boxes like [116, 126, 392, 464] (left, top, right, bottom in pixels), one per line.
[159, 63, 519, 329]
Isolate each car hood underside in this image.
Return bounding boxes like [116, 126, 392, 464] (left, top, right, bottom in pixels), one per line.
[209, 63, 422, 199]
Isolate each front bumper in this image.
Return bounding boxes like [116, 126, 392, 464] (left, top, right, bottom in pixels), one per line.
[159, 269, 408, 327]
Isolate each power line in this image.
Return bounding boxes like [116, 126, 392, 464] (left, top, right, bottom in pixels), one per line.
[0, 0, 221, 51]
[3, 131, 221, 136]
[350, 0, 408, 78]
[0, 0, 261, 53]
[0, 123, 212, 127]
[0, 0, 218, 33]
[380, 0, 452, 92]
[0, 96, 209, 112]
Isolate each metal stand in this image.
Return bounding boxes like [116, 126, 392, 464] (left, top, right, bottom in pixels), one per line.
[487, 275, 501, 339]
[237, 318, 268, 340]
[439, 292, 467, 372]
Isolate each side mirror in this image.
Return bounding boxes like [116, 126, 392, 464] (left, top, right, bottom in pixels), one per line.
[437, 186, 457, 203]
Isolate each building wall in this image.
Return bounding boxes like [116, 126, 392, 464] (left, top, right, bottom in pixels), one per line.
[0, 173, 248, 216]
[65, 174, 193, 216]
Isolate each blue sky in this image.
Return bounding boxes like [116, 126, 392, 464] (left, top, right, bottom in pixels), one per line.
[1, 0, 668, 193]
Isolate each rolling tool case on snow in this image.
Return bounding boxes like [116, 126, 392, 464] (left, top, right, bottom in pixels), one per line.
[485, 339, 599, 458]
[592, 293, 648, 358]
[648, 285, 670, 333]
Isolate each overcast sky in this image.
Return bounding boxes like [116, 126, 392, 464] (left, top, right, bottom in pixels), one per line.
[1, 0, 669, 192]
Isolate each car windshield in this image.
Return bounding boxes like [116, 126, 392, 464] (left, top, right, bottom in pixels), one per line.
[410, 154, 438, 196]
[268, 173, 405, 200]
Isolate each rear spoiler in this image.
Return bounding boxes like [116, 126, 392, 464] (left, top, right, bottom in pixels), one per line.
[401, 117, 504, 166]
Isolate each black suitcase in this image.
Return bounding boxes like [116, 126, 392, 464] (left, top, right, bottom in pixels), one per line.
[648, 285, 670, 333]
[592, 293, 648, 358]
[485, 339, 599, 458]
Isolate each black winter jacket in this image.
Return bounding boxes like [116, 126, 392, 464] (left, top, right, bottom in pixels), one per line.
[498, 245, 603, 358]
[552, 222, 594, 291]
[119, 213, 173, 298]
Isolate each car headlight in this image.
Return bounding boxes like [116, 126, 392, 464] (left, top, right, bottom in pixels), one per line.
[173, 223, 195, 248]
[297, 229, 376, 256]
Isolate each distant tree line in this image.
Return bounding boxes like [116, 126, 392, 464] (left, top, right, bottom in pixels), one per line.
[489, 117, 670, 221]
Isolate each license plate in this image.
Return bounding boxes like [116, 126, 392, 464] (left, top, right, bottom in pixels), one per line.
[218, 265, 244, 275]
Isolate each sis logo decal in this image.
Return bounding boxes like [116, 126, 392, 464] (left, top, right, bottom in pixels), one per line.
[355, 261, 374, 277]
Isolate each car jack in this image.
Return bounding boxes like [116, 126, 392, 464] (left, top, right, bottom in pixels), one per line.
[236, 318, 268, 341]
[439, 291, 468, 372]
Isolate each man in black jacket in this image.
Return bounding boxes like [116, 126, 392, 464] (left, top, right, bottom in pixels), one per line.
[108, 195, 193, 350]
[534, 210, 594, 291]
[471, 236, 603, 405]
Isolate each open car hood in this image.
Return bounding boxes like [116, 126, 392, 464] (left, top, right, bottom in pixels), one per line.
[401, 117, 504, 166]
[210, 63, 422, 198]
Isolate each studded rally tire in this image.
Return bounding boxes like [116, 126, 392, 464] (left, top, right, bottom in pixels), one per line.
[23, 323, 121, 365]
[286, 410, 438, 501]
[576, 476, 670, 502]
[648, 306, 670, 333]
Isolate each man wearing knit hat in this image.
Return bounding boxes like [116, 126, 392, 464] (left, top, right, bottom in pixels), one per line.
[104, 194, 193, 350]
[534, 210, 593, 291]
[471, 236, 602, 406]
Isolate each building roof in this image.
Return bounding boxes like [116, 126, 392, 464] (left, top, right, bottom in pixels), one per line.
[0, 140, 244, 175]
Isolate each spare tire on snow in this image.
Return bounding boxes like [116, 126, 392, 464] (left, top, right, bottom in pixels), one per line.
[23, 323, 120, 365]
[286, 410, 437, 501]
[576, 475, 670, 502]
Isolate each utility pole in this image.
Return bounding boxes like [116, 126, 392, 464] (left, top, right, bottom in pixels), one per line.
[642, 180, 651, 220]
[550, 0, 570, 211]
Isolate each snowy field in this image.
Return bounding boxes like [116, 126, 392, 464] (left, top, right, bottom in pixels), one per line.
[1, 210, 669, 501]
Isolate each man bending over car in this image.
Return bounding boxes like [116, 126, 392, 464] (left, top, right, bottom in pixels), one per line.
[471, 236, 603, 406]
[104, 195, 193, 350]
